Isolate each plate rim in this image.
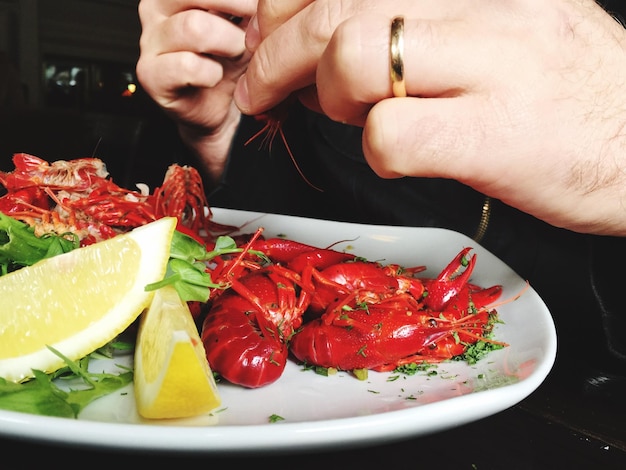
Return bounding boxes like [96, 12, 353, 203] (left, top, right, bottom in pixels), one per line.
[0, 208, 557, 453]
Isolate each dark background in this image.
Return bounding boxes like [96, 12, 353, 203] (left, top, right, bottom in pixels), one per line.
[2, 0, 626, 190]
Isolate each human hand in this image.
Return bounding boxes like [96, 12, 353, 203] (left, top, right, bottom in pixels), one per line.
[235, 0, 626, 236]
[233, 0, 424, 115]
[136, 0, 257, 179]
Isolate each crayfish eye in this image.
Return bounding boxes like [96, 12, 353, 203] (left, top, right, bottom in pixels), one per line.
[428, 318, 438, 327]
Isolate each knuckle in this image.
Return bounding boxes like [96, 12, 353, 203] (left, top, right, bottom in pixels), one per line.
[248, 46, 275, 90]
[177, 10, 206, 41]
[301, 0, 337, 44]
[176, 52, 198, 77]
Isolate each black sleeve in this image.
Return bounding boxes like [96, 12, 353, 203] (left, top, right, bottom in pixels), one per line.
[589, 235, 626, 364]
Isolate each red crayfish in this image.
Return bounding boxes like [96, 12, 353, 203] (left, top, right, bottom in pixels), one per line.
[200, 239, 510, 388]
[290, 247, 505, 372]
[0, 153, 235, 245]
[200, 236, 354, 387]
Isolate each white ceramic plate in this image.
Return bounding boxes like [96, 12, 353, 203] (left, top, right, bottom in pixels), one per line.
[0, 208, 556, 454]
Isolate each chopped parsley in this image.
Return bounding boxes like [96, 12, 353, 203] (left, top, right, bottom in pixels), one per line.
[269, 414, 285, 423]
[453, 340, 505, 365]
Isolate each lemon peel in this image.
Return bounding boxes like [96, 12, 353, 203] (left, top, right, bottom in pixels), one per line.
[134, 284, 221, 420]
[0, 217, 177, 383]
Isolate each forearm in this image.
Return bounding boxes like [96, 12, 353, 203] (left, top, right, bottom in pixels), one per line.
[176, 104, 243, 184]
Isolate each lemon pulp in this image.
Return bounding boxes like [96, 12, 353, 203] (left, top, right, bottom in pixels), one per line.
[134, 284, 221, 420]
[0, 217, 176, 382]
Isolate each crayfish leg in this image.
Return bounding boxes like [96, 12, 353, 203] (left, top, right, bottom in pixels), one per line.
[245, 104, 324, 193]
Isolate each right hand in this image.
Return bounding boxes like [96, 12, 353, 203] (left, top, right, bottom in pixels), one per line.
[136, 0, 257, 179]
[236, 0, 626, 236]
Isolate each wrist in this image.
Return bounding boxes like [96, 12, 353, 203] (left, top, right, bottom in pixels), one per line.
[177, 109, 242, 183]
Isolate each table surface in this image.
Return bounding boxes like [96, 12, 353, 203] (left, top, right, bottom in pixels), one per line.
[0, 346, 624, 469]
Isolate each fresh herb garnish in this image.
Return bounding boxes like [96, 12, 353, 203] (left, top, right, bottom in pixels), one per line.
[453, 340, 504, 365]
[314, 366, 338, 376]
[452, 312, 505, 364]
[394, 362, 439, 376]
[269, 414, 285, 423]
[145, 231, 267, 302]
[0, 212, 79, 275]
[0, 345, 132, 418]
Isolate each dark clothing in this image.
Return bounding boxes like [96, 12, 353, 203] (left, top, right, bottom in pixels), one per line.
[197, 103, 625, 378]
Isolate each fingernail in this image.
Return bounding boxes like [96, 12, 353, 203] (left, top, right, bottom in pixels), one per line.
[246, 15, 260, 51]
[234, 75, 251, 114]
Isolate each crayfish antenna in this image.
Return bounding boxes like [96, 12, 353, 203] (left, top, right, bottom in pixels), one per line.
[482, 281, 531, 311]
[245, 107, 324, 193]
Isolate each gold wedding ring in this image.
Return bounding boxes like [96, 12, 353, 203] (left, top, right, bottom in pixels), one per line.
[390, 16, 407, 97]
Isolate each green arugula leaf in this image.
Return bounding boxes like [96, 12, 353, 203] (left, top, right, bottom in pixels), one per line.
[0, 346, 133, 418]
[0, 212, 79, 275]
[145, 230, 268, 302]
[0, 371, 72, 417]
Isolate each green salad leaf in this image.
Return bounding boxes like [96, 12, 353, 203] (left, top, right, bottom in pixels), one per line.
[0, 212, 79, 275]
[145, 230, 268, 302]
[0, 346, 132, 418]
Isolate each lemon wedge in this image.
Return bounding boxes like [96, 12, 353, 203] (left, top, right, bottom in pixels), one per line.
[0, 217, 177, 383]
[134, 284, 221, 419]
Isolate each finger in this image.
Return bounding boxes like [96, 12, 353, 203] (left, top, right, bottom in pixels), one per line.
[361, 96, 572, 233]
[136, 51, 226, 106]
[205, 0, 258, 21]
[247, 0, 314, 49]
[362, 96, 501, 185]
[318, 14, 507, 128]
[143, 0, 257, 18]
[234, 0, 341, 114]
[402, 19, 502, 97]
[234, 2, 485, 116]
[316, 13, 389, 126]
[154, 10, 248, 57]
